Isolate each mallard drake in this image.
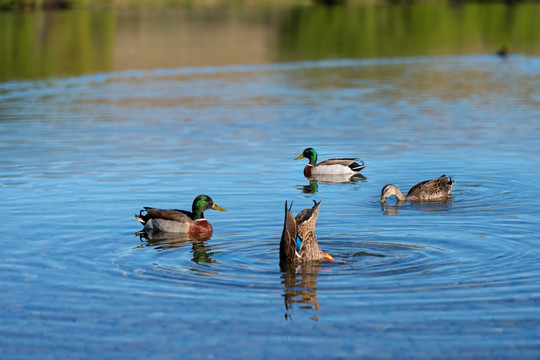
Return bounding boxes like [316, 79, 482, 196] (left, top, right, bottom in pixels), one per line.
[294, 148, 365, 177]
[380, 175, 455, 203]
[280, 200, 334, 267]
[135, 195, 226, 233]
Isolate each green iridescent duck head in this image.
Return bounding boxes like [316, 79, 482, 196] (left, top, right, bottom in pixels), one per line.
[294, 148, 318, 166]
[192, 195, 227, 220]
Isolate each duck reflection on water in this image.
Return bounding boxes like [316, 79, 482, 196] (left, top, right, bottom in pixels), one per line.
[297, 173, 366, 194]
[380, 195, 455, 215]
[135, 230, 216, 264]
[281, 262, 322, 321]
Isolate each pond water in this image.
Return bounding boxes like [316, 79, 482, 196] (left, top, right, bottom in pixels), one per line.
[1, 4, 540, 359]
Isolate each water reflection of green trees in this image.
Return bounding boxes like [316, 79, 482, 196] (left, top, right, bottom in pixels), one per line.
[0, 10, 114, 81]
[1, 3, 539, 81]
[277, 4, 540, 61]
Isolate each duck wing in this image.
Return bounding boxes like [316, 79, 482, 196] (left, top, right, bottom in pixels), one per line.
[296, 201, 323, 261]
[142, 207, 194, 223]
[317, 158, 366, 172]
[407, 175, 454, 200]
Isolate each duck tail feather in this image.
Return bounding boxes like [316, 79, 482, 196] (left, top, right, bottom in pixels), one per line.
[134, 214, 145, 224]
[350, 160, 366, 172]
[134, 209, 148, 225]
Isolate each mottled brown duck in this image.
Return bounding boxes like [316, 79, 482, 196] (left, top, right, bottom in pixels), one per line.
[380, 175, 455, 203]
[279, 200, 334, 267]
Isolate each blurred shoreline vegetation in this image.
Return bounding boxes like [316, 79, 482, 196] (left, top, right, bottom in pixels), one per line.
[1, 0, 538, 11]
[277, 2, 540, 60]
[1, 1, 539, 81]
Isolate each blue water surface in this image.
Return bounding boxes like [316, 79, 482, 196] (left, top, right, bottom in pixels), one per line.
[1, 55, 539, 359]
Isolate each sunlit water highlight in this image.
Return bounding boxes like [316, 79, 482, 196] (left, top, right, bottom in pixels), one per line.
[1, 55, 539, 358]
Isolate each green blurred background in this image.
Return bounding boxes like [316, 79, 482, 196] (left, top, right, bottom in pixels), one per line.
[1, 2, 539, 81]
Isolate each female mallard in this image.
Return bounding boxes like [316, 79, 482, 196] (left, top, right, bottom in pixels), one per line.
[380, 175, 455, 203]
[135, 195, 226, 233]
[280, 200, 334, 267]
[295, 148, 365, 177]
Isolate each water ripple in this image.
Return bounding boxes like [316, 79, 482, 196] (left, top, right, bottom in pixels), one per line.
[2, 53, 539, 358]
